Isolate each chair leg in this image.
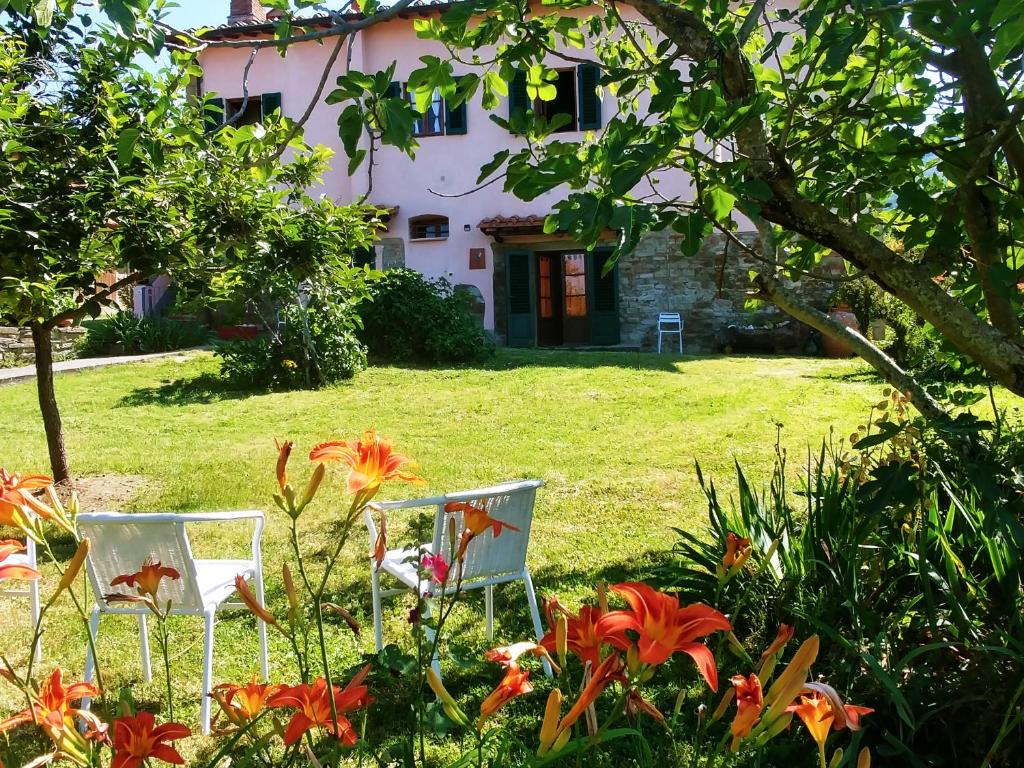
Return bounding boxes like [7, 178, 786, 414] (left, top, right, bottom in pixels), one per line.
[678, 330, 683, 354]
[201, 610, 216, 735]
[371, 568, 384, 653]
[29, 578, 41, 663]
[522, 569, 552, 677]
[82, 608, 101, 711]
[484, 585, 494, 641]
[138, 614, 153, 683]
[657, 331, 662, 353]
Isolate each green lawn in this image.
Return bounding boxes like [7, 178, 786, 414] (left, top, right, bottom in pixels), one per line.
[0, 349, 884, 759]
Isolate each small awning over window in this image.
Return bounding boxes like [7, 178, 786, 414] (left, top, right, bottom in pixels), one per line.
[478, 215, 549, 238]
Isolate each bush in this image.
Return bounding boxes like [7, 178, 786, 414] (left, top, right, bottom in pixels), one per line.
[833, 279, 935, 369]
[655, 398, 1024, 765]
[215, 281, 366, 390]
[79, 312, 211, 356]
[358, 268, 494, 365]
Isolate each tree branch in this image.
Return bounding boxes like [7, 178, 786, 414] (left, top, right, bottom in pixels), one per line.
[47, 271, 146, 329]
[755, 273, 951, 423]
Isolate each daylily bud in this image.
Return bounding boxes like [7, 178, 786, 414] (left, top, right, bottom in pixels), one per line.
[282, 563, 299, 622]
[596, 582, 609, 614]
[857, 747, 871, 768]
[67, 491, 80, 518]
[322, 602, 360, 636]
[727, 631, 747, 659]
[275, 439, 293, 494]
[762, 636, 819, 726]
[555, 614, 568, 669]
[447, 515, 458, 558]
[537, 689, 562, 756]
[427, 668, 469, 726]
[234, 575, 277, 626]
[53, 538, 90, 601]
[672, 688, 686, 717]
[626, 642, 642, 677]
[829, 748, 844, 768]
[299, 462, 326, 511]
[553, 729, 571, 752]
[711, 687, 735, 722]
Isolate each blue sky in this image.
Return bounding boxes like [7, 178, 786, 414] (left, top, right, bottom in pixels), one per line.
[161, 1, 226, 30]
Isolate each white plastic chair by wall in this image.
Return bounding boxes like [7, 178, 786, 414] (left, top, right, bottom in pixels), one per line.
[657, 312, 684, 353]
[363, 479, 549, 675]
[77, 511, 269, 734]
[0, 536, 41, 661]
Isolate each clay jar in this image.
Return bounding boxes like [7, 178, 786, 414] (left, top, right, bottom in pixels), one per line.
[822, 303, 860, 358]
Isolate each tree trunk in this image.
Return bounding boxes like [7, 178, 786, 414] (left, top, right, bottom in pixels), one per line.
[31, 323, 70, 483]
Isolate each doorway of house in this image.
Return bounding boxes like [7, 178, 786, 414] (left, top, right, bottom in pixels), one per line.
[536, 251, 593, 346]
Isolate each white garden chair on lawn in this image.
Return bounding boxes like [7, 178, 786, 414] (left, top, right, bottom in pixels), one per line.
[657, 312, 684, 353]
[364, 479, 549, 675]
[77, 511, 269, 734]
[0, 535, 41, 661]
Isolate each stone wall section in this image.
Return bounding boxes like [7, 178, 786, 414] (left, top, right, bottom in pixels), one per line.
[618, 231, 835, 352]
[0, 326, 84, 365]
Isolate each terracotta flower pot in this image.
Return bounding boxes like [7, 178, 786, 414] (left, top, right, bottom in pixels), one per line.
[822, 303, 860, 358]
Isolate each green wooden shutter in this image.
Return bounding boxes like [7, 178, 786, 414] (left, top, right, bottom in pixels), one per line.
[508, 70, 530, 132]
[261, 92, 282, 118]
[445, 77, 468, 135]
[588, 248, 620, 345]
[576, 64, 602, 130]
[204, 97, 224, 132]
[506, 251, 536, 347]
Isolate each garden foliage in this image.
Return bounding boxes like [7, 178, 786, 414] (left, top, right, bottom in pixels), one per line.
[358, 269, 495, 366]
[658, 394, 1024, 765]
[79, 313, 211, 357]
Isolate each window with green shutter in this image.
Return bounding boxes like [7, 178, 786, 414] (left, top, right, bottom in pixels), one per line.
[508, 70, 530, 132]
[445, 76, 468, 135]
[506, 251, 536, 347]
[261, 92, 282, 118]
[204, 97, 224, 132]
[576, 64, 602, 130]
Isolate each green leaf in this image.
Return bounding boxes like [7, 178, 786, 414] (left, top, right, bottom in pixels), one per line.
[673, 212, 710, 256]
[117, 128, 140, 166]
[477, 149, 509, 184]
[706, 185, 737, 222]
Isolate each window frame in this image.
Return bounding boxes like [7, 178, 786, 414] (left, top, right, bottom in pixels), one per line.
[224, 95, 265, 127]
[533, 68, 578, 133]
[409, 214, 451, 241]
[405, 84, 445, 138]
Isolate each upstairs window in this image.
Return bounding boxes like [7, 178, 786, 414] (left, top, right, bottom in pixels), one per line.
[508, 64, 601, 134]
[204, 92, 282, 131]
[384, 81, 468, 137]
[409, 214, 449, 240]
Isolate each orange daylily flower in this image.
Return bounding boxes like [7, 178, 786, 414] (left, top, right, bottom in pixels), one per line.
[759, 623, 795, 664]
[552, 652, 626, 739]
[446, 501, 520, 560]
[787, 689, 874, 767]
[0, 468, 52, 533]
[0, 539, 39, 582]
[110, 560, 180, 600]
[595, 582, 732, 689]
[275, 439, 294, 494]
[111, 711, 190, 768]
[233, 574, 277, 626]
[722, 532, 752, 569]
[309, 429, 423, 498]
[729, 673, 764, 750]
[211, 676, 285, 729]
[540, 598, 605, 669]
[478, 665, 533, 728]
[267, 666, 373, 747]
[0, 668, 104, 757]
[484, 641, 560, 674]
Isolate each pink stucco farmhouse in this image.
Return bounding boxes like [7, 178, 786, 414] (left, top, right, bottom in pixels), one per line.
[182, 0, 829, 351]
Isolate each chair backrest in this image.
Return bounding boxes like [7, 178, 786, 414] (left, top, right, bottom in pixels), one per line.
[658, 312, 682, 330]
[435, 480, 543, 582]
[77, 512, 204, 610]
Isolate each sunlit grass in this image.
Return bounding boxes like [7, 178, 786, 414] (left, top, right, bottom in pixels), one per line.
[0, 348, 887, 761]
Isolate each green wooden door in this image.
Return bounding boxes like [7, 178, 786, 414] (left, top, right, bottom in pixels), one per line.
[588, 248, 620, 345]
[506, 251, 536, 347]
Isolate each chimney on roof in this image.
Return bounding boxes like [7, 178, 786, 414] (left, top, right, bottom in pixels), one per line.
[228, 0, 268, 25]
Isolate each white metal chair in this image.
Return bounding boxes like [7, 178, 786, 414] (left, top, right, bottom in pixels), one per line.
[77, 511, 269, 734]
[657, 311, 684, 353]
[364, 480, 548, 673]
[0, 536, 41, 662]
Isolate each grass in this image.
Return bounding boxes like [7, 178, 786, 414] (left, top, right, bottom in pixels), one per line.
[0, 348, 886, 762]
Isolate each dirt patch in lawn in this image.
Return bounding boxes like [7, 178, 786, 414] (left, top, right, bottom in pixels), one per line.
[68, 473, 155, 512]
